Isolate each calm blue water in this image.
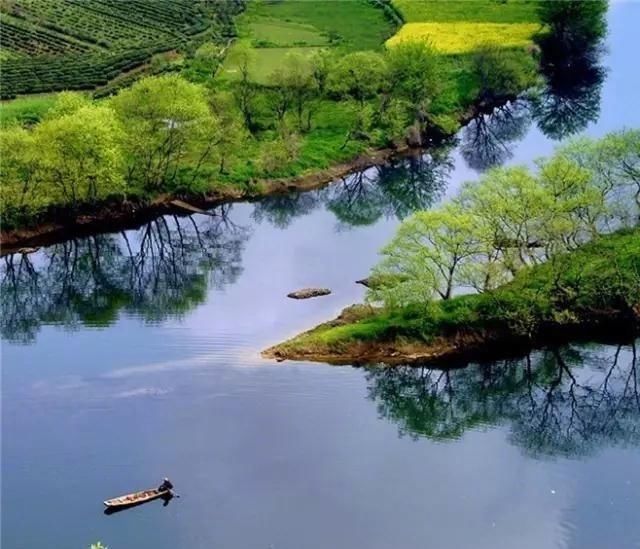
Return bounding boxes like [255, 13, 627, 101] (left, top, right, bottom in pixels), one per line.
[2, 4, 640, 548]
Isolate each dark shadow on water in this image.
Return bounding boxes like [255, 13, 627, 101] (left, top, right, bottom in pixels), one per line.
[364, 339, 640, 458]
[251, 145, 455, 230]
[460, 100, 532, 172]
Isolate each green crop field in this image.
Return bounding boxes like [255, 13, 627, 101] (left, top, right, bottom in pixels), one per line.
[218, 0, 397, 84]
[0, 0, 245, 98]
[393, 0, 541, 23]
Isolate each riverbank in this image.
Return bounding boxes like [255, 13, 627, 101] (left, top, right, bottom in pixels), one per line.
[0, 143, 410, 253]
[2, 88, 528, 254]
[263, 229, 640, 365]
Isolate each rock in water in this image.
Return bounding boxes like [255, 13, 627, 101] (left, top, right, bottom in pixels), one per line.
[287, 288, 331, 300]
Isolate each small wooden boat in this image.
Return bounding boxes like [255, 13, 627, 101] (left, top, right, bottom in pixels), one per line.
[103, 487, 171, 509]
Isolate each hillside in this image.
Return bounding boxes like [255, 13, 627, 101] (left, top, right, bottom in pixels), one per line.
[0, 0, 244, 98]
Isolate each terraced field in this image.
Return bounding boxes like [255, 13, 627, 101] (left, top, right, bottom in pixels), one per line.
[0, 0, 245, 98]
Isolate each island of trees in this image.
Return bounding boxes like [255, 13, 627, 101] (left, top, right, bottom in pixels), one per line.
[263, 130, 640, 364]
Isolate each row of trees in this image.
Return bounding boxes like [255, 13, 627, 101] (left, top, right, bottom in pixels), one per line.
[369, 129, 640, 306]
[0, 76, 247, 227]
[235, 40, 535, 142]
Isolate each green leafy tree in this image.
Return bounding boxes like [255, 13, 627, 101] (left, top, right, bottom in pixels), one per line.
[45, 91, 91, 118]
[309, 50, 333, 95]
[327, 51, 387, 105]
[369, 203, 480, 305]
[207, 91, 248, 174]
[110, 75, 215, 190]
[386, 41, 443, 128]
[34, 104, 125, 207]
[538, 0, 608, 55]
[232, 46, 259, 132]
[471, 44, 537, 102]
[0, 126, 45, 227]
[558, 130, 640, 222]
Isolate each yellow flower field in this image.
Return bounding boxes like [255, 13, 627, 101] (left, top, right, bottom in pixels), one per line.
[386, 22, 540, 53]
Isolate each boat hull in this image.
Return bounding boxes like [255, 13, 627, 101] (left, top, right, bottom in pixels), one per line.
[103, 488, 170, 508]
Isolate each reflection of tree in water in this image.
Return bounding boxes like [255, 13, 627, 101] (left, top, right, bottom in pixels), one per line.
[251, 192, 322, 229]
[365, 342, 640, 458]
[460, 101, 532, 172]
[249, 148, 454, 230]
[326, 149, 454, 227]
[531, 24, 606, 141]
[531, 54, 605, 141]
[1, 207, 249, 343]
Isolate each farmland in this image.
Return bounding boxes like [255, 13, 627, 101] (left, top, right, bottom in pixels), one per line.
[388, 0, 542, 53]
[218, 0, 396, 84]
[0, 0, 245, 98]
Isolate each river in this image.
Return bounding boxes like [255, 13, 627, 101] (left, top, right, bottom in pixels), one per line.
[2, 4, 640, 549]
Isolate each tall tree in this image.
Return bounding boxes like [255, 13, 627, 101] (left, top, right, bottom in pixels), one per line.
[110, 75, 215, 190]
[327, 51, 387, 106]
[34, 104, 125, 207]
[386, 41, 442, 128]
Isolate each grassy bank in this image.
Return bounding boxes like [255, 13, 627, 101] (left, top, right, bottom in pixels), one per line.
[263, 228, 640, 364]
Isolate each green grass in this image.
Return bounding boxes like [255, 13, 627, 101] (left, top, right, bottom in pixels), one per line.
[393, 0, 541, 23]
[219, 0, 397, 83]
[246, 0, 397, 51]
[0, 94, 59, 127]
[247, 20, 330, 47]
[272, 228, 640, 354]
[219, 45, 325, 84]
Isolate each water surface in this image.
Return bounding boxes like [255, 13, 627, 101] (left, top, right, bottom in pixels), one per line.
[3, 4, 640, 548]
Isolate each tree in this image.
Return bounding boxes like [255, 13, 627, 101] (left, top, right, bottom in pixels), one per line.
[0, 126, 41, 225]
[110, 75, 215, 190]
[268, 53, 316, 131]
[327, 51, 387, 105]
[386, 41, 442, 127]
[45, 91, 91, 118]
[460, 101, 532, 172]
[369, 203, 480, 305]
[309, 50, 333, 95]
[207, 91, 247, 174]
[232, 46, 259, 132]
[537, 0, 608, 57]
[34, 104, 125, 207]
[471, 44, 537, 103]
[458, 166, 552, 274]
[533, 0, 607, 140]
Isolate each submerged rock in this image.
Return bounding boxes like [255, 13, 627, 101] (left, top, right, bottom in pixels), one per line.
[287, 288, 331, 300]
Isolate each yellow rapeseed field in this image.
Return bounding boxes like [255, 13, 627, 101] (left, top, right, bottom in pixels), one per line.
[386, 22, 539, 53]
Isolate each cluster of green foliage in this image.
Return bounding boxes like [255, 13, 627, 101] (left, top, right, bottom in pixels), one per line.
[370, 130, 640, 307]
[274, 226, 640, 355]
[0, 0, 244, 98]
[0, 21, 539, 229]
